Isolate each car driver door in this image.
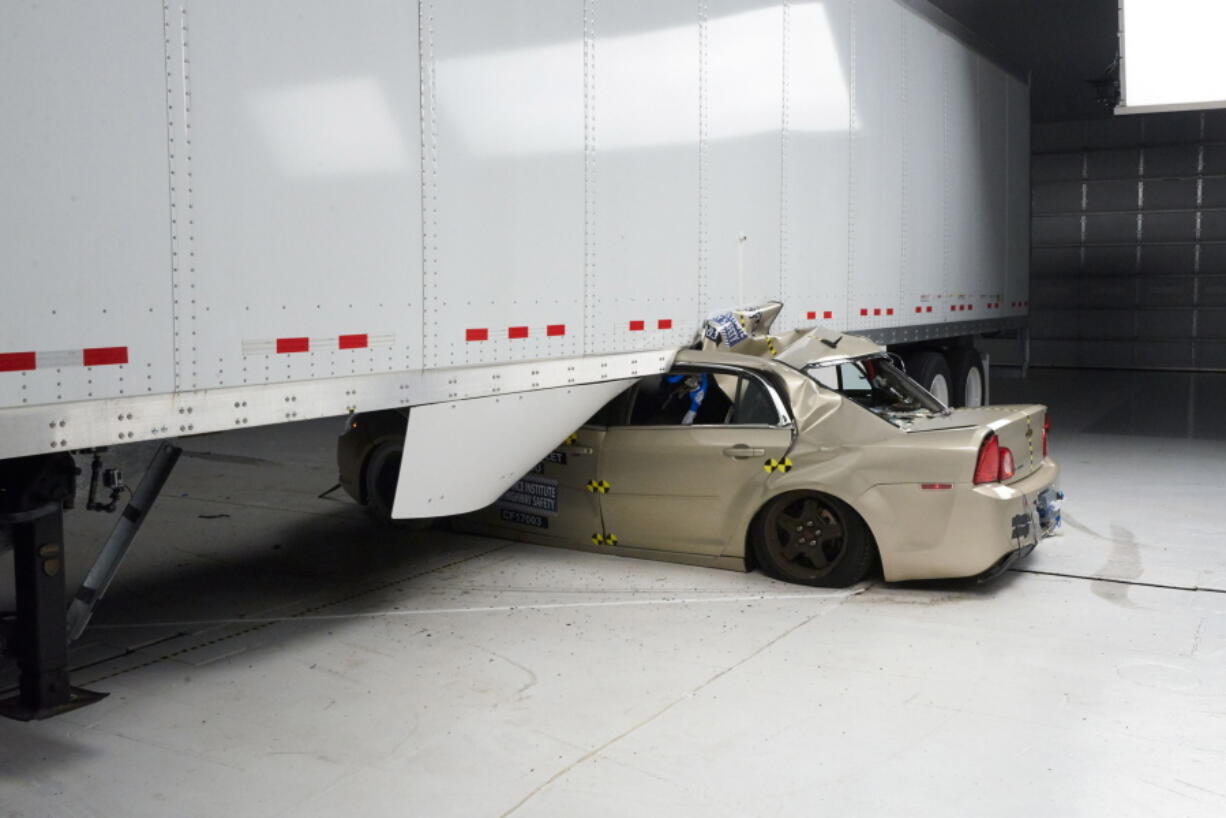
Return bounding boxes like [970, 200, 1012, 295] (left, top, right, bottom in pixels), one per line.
[596, 366, 794, 557]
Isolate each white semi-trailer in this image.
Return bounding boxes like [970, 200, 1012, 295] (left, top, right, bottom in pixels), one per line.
[1, 0, 1028, 718]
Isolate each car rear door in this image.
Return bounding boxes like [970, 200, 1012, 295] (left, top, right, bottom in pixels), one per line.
[596, 366, 793, 557]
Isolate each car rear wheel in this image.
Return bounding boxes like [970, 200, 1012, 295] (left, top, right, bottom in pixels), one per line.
[751, 492, 875, 587]
[947, 348, 985, 407]
[905, 350, 952, 406]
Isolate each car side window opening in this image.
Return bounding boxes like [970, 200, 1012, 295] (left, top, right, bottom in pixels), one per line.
[583, 389, 634, 428]
[806, 355, 945, 426]
[732, 375, 780, 425]
[626, 369, 779, 427]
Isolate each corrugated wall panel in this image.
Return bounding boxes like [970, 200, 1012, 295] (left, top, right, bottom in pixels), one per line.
[1029, 109, 1226, 370]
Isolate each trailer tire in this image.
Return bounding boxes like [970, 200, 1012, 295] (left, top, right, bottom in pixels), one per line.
[947, 348, 985, 407]
[363, 440, 433, 530]
[905, 350, 952, 406]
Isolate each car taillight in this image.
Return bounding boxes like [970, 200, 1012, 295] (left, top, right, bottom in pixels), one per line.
[999, 446, 1015, 480]
[1042, 413, 1050, 457]
[973, 434, 999, 484]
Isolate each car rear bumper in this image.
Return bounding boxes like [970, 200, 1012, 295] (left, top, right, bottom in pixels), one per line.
[861, 459, 1060, 582]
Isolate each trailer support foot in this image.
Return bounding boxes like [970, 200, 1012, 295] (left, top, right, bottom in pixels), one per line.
[0, 454, 106, 720]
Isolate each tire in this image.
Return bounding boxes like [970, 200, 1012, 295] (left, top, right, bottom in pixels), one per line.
[751, 491, 875, 587]
[363, 440, 434, 529]
[947, 348, 985, 408]
[905, 350, 952, 406]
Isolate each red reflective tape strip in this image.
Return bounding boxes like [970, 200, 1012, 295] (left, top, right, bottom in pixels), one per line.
[547, 324, 566, 337]
[276, 337, 309, 354]
[886, 308, 894, 316]
[859, 308, 868, 316]
[823, 310, 833, 319]
[806, 311, 817, 320]
[873, 308, 881, 316]
[926, 306, 933, 313]
[915, 306, 922, 313]
[629, 320, 645, 331]
[657, 319, 672, 330]
[338, 334, 368, 350]
[466, 328, 488, 342]
[83, 346, 128, 366]
[508, 326, 529, 339]
[0, 351, 37, 372]
[921, 483, 952, 490]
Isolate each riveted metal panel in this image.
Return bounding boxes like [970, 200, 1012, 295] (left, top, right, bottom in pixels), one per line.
[181, 0, 423, 390]
[702, 0, 784, 312]
[942, 36, 979, 302]
[1004, 74, 1030, 315]
[426, 0, 585, 369]
[779, 0, 852, 332]
[848, 0, 904, 329]
[1, 0, 1036, 456]
[899, 10, 945, 325]
[589, 0, 702, 354]
[0, 3, 173, 408]
[977, 57, 1009, 309]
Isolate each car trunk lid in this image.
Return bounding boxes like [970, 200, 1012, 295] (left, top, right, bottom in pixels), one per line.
[907, 404, 1048, 483]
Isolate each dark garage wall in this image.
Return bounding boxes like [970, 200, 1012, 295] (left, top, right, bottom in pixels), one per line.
[1028, 110, 1226, 371]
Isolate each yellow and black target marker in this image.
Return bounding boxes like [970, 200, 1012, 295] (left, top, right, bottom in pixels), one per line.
[586, 479, 611, 493]
[766, 338, 778, 357]
[564, 432, 579, 446]
[763, 457, 793, 474]
[1025, 416, 1035, 464]
[592, 533, 620, 546]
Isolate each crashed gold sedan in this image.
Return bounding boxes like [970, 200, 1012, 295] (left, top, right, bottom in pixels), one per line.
[339, 306, 1062, 587]
[440, 307, 1061, 587]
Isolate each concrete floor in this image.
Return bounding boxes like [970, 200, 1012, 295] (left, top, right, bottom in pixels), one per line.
[2, 368, 1225, 817]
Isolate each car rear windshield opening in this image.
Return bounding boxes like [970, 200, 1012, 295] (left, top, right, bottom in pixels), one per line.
[805, 356, 945, 425]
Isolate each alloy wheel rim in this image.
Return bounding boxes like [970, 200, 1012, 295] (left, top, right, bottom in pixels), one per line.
[766, 496, 846, 579]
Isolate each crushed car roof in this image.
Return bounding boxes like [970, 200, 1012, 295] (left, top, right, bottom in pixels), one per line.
[691, 302, 884, 369]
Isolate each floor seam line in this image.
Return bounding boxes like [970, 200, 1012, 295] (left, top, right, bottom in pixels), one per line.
[1010, 567, 1225, 594]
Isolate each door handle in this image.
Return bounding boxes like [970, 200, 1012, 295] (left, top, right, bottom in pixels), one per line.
[561, 445, 593, 456]
[723, 445, 765, 458]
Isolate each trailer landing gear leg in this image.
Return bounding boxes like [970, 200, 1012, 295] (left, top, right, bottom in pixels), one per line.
[0, 454, 106, 720]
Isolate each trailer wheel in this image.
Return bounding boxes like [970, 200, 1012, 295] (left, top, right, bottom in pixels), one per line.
[363, 440, 433, 529]
[751, 492, 875, 587]
[947, 348, 985, 407]
[905, 350, 952, 406]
